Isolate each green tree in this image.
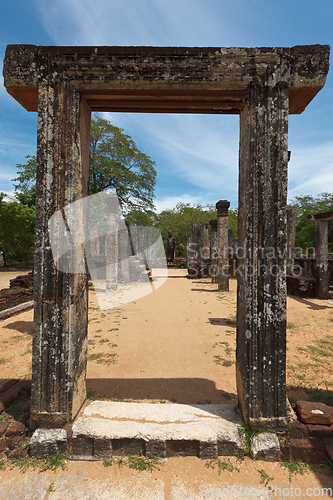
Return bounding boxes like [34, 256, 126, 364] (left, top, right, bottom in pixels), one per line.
[12, 116, 157, 217]
[154, 203, 238, 258]
[287, 192, 333, 253]
[12, 155, 37, 208]
[0, 197, 35, 266]
[90, 115, 156, 215]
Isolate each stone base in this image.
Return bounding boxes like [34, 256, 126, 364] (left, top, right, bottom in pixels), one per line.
[29, 402, 281, 461]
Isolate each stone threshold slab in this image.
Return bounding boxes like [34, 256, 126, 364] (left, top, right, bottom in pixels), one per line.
[0, 300, 34, 321]
[30, 402, 280, 461]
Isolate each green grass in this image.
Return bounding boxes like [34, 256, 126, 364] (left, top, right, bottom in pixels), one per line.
[287, 322, 298, 329]
[280, 458, 309, 482]
[238, 419, 261, 458]
[205, 458, 240, 474]
[213, 356, 233, 367]
[10, 452, 69, 473]
[103, 454, 159, 472]
[127, 454, 160, 472]
[87, 353, 118, 365]
[258, 468, 274, 486]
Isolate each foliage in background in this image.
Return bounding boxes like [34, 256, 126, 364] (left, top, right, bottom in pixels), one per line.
[0, 194, 35, 266]
[12, 115, 157, 218]
[152, 203, 238, 257]
[287, 193, 333, 254]
[90, 115, 157, 216]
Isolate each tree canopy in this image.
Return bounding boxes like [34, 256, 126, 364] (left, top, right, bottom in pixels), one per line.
[287, 192, 333, 253]
[12, 115, 157, 217]
[153, 203, 238, 257]
[0, 194, 35, 266]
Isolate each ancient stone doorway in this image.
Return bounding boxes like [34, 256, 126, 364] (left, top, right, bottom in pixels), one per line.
[3, 44, 329, 431]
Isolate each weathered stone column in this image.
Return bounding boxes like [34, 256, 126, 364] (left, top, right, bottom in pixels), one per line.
[237, 80, 289, 430]
[201, 223, 210, 261]
[187, 224, 201, 277]
[31, 81, 90, 429]
[216, 200, 230, 292]
[228, 229, 234, 257]
[209, 218, 218, 283]
[119, 224, 131, 283]
[286, 208, 296, 276]
[316, 219, 329, 299]
[105, 196, 119, 291]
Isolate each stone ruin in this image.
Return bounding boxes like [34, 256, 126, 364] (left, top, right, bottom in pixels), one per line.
[3, 44, 330, 435]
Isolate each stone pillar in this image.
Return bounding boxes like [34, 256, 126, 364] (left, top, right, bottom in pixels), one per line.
[237, 80, 289, 430]
[119, 224, 131, 283]
[201, 223, 210, 261]
[228, 229, 234, 257]
[286, 208, 296, 276]
[31, 81, 90, 429]
[316, 219, 329, 299]
[88, 224, 100, 259]
[187, 224, 201, 277]
[216, 200, 230, 292]
[105, 196, 119, 291]
[147, 226, 156, 264]
[209, 218, 218, 283]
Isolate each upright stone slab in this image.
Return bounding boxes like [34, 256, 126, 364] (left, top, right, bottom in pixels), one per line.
[89, 224, 100, 259]
[209, 219, 218, 283]
[237, 79, 289, 431]
[105, 196, 119, 292]
[228, 229, 234, 257]
[316, 220, 329, 299]
[201, 223, 210, 262]
[216, 200, 230, 292]
[286, 208, 296, 276]
[187, 224, 201, 277]
[307, 209, 333, 299]
[31, 81, 90, 429]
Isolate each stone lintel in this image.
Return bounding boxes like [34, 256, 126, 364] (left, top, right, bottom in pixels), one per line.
[307, 209, 333, 221]
[3, 44, 330, 114]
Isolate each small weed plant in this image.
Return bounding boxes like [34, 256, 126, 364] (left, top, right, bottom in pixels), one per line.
[103, 452, 161, 472]
[280, 458, 309, 482]
[258, 468, 274, 486]
[10, 452, 69, 473]
[205, 458, 240, 474]
[238, 419, 261, 458]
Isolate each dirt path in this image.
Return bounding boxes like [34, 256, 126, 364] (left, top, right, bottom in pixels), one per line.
[0, 270, 332, 495]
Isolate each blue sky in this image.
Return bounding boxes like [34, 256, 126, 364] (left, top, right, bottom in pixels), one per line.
[0, 0, 332, 211]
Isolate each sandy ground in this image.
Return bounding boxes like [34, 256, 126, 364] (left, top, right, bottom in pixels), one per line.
[0, 269, 332, 496]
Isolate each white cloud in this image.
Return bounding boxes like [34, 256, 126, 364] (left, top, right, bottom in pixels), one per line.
[154, 194, 207, 212]
[35, 0, 243, 47]
[288, 141, 333, 200]
[103, 112, 239, 198]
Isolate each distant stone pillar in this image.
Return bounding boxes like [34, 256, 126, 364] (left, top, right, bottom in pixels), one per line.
[216, 200, 230, 292]
[119, 223, 131, 283]
[31, 81, 90, 430]
[316, 220, 329, 299]
[286, 208, 296, 276]
[187, 224, 201, 277]
[129, 224, 139, 255]
[237, 80, 289, 430]
[228, 229, 234, 259]
[201, 223, 210, 261]
[209, 219, 218, 283]
[147, 226, 156, 264]
[105, 196, 119, 291]
[89, 224, 100, 258]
